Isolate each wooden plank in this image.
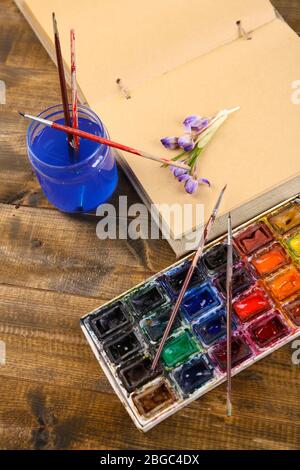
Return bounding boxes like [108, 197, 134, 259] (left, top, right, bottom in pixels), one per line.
[0, 354, 299, 450]
[0, 203, 175, 298]
[0, 284, 112, 393]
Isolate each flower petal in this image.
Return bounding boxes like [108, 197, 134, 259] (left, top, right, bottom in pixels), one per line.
[178, 173, 190, 183]
[192, 118, 210, 133]
[173, 167, 188, 178]
[185, 178, 199, 194]
[183, 115, 201, 131]
[198, 177, 211, 187]
[178, 134, 195, 152]
[161, 136, 179, 150]
[183, 115, 209, 132]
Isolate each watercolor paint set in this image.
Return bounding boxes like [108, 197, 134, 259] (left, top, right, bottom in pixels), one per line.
[81, 194, 300, 431]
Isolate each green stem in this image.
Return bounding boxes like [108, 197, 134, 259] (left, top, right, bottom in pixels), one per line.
[188, 147, 203, 173]
[161, 149, 187, 168]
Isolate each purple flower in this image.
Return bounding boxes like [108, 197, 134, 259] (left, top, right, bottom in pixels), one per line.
[173, 167, 188, 178]
[161, 115, 210, 156]
[161, 113, 215, 194]
[183, 115, 209, 133]
[185, 177, 199, 194]
[161, 136, 179, 150]
[177, 173, 190, 183]
[184, 176, 211, 194]
[178, 134, 195, 152]
[183, 115, 200, 131]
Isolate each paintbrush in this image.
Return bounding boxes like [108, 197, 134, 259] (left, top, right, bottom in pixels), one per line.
[151, 185, 227, 371]
[18, 112, 190, 170]
[52, 12, 72, 147]
[226, 213, 233, 417]
[70, 28, 79, 150]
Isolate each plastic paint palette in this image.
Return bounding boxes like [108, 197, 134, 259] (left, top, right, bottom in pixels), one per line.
[81, 195, 300, 431]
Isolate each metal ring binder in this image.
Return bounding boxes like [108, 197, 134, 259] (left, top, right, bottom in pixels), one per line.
[116, 77, 131, 99]
[236, 20, 252, 40]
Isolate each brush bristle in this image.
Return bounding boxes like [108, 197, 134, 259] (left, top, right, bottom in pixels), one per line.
[227, 404, 232, 417]
[18, 112, 25, 117]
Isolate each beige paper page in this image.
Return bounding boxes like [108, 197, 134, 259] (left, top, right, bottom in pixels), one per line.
[20, 0, 275, 104]
[97, 18, 300, 237]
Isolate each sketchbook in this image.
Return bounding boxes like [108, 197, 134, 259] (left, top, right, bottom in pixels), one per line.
[15, 0, 300, 255]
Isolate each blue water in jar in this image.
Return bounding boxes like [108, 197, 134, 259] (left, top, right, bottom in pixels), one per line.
[27, 105, 118, 213]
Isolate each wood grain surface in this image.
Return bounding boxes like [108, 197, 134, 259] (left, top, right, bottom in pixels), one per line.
[0, 0, 299, 450]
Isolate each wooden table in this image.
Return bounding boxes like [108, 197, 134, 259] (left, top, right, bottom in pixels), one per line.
[0, 0, 299, 450]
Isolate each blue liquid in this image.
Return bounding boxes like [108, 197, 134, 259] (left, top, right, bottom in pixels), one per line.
[29, 117, 118, 212]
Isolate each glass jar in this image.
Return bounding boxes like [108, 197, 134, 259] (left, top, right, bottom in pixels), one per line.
[26, 104, 118, 212]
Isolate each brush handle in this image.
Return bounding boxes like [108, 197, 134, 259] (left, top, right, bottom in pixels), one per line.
[151, 185, 227, 370]
[151, 263, 195, 371]
[52, 13, 72, 148]
[151, 212, 215, 371]
[54, 34, 71, 129]
[226, 215, 233, 417]
[70, 29, 79, 150]
[51, 121, 189, 169]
